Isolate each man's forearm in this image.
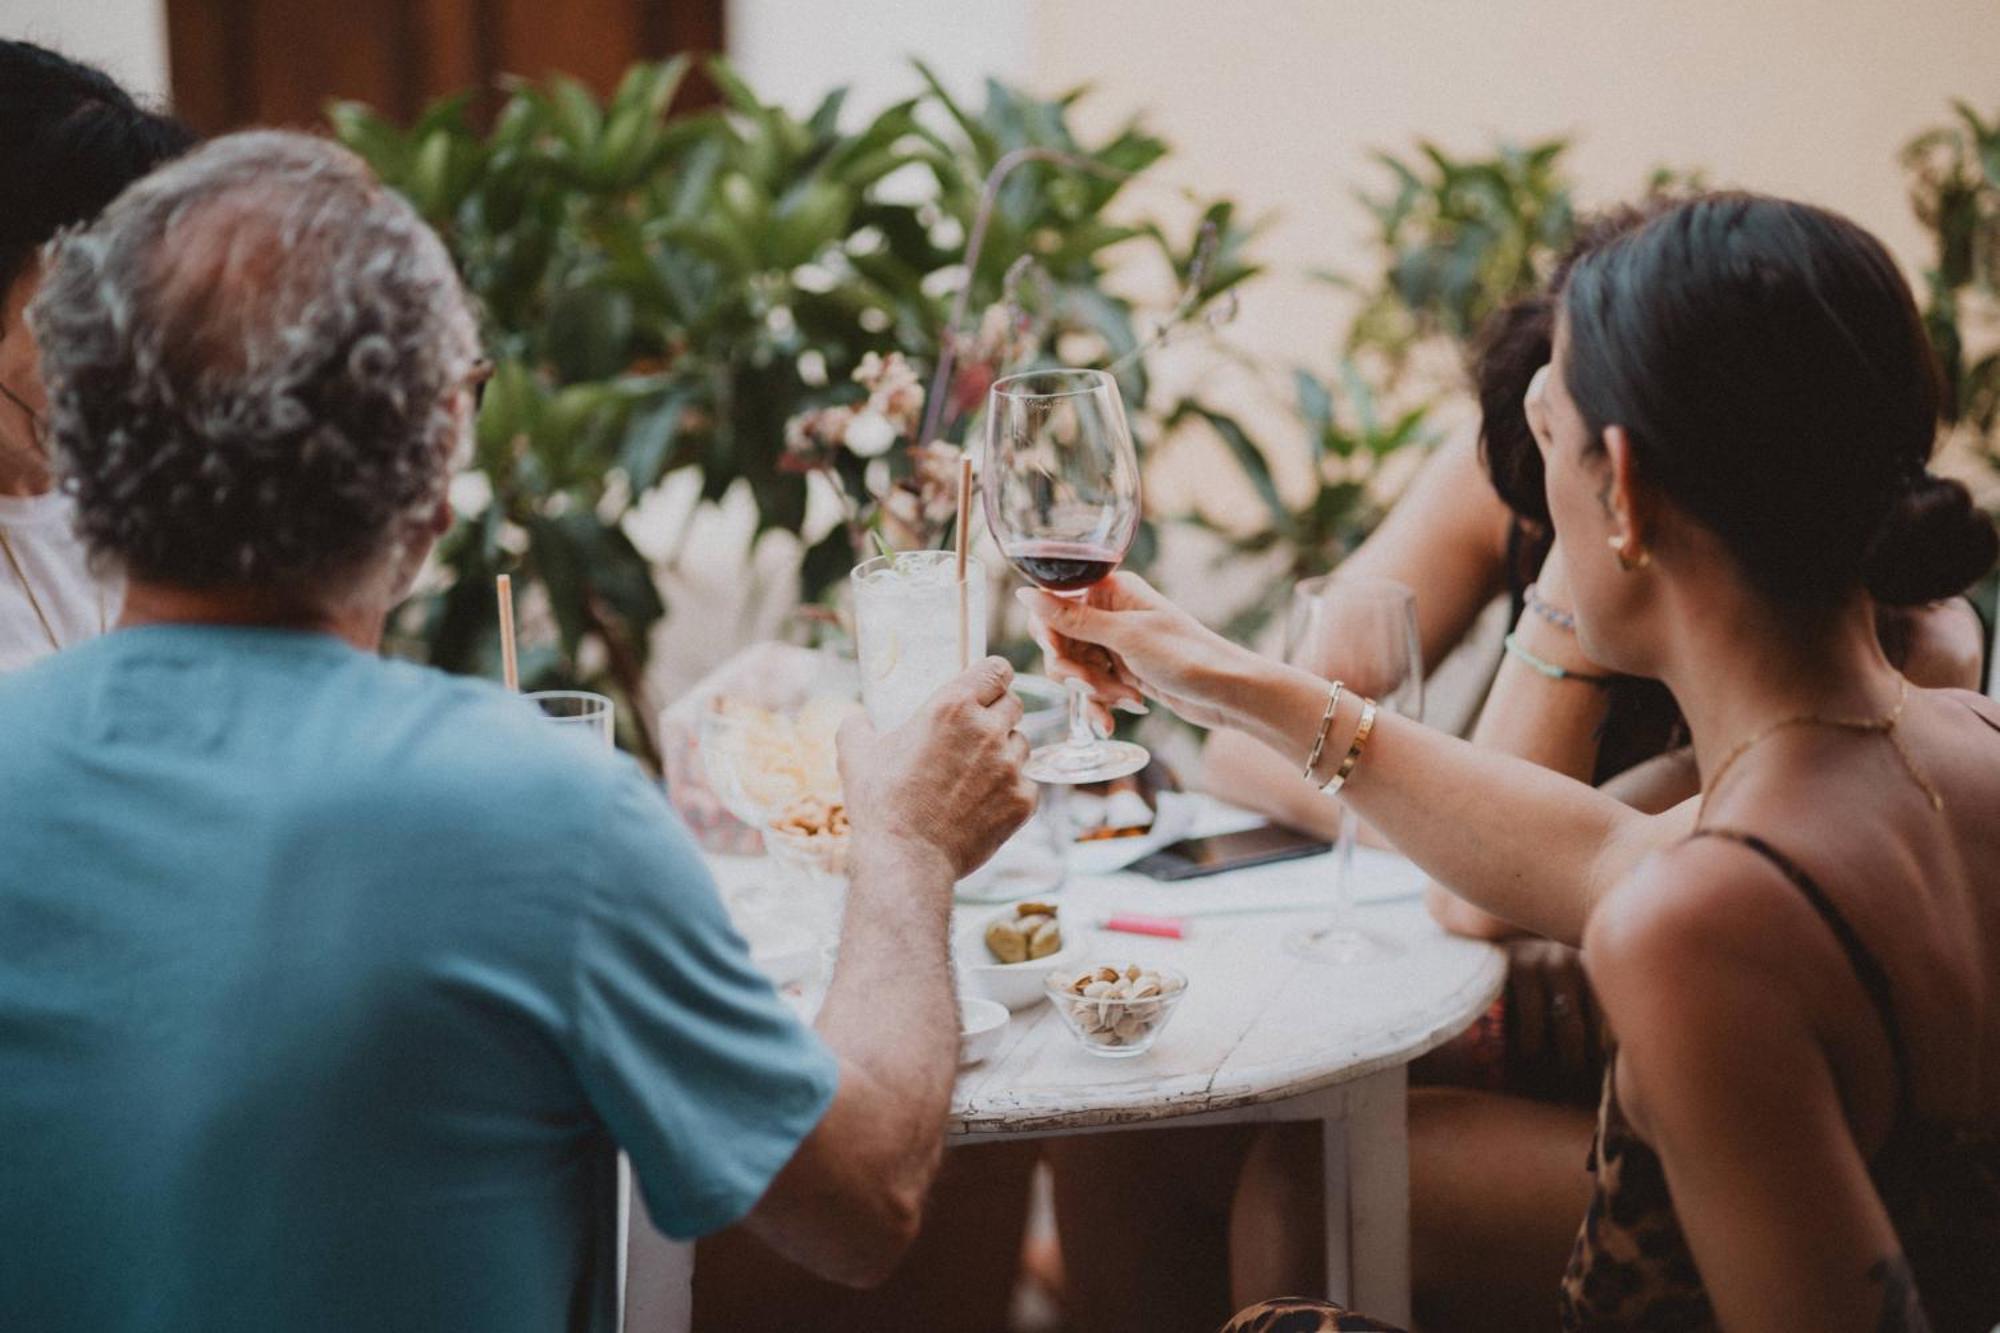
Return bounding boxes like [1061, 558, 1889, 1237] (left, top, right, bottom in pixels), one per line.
[815, 833, 960, 1149]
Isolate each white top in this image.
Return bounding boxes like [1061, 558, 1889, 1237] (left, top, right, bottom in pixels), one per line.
[0, 491, 118, 675]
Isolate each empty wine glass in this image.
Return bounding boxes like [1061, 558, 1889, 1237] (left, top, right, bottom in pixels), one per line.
[985, 368, 1148, 785]
[1283, 574, 1423, 964]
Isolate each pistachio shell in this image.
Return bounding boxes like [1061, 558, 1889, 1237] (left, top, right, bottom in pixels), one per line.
[984, 920, 1028, 964]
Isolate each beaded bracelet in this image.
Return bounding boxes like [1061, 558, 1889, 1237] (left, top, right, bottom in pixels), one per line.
[1503, 632, 1615, 686]
[1523, 582, 1577, 632]
[1301, 680, 1346, 781]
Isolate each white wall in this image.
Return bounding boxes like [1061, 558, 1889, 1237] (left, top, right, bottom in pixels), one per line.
[1032, 0, 2000, 428]
[0, 0, 170, 102]
[728, 0, 1031, 120]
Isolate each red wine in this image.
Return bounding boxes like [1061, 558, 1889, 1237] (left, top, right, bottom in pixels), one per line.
[1007, 541, 1122, 593]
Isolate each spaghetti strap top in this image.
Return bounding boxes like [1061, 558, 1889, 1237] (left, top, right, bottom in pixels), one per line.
[1559, 752, 2000, 1330]
[1690, 827, 1912, 1125]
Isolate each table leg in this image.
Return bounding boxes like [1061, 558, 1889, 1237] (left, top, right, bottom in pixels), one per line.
[1344, 1064, 1411, 1326]
[1320, 1098, 1352, 1308]
[624, 1185, 693, 1333]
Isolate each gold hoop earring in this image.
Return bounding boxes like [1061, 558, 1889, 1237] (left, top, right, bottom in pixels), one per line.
[1608, 533, 1651, 572]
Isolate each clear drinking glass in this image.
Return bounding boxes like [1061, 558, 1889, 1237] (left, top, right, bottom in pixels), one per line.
[984, 368, 1148, 785]
[851, 550, 987, 732]
[527, 690, 615, 748]
[1283, 575, 1422, 964]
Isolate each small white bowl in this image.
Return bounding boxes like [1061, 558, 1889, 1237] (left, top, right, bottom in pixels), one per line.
[958, 997, 1009, 1067]
[955, 909, 1088, 1012]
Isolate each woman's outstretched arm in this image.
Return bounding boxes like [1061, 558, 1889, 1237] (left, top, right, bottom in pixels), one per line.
[1023, 573, 1673, 946]
[1199, 433, 1514, 839]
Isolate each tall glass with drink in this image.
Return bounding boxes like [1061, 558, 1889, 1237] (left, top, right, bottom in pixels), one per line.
[852, 550, 987, 731]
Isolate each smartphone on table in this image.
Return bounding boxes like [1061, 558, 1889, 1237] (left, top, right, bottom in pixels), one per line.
[1128, 822, 1332, 882]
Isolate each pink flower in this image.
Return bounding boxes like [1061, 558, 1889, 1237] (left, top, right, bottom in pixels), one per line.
[780, 404, 856, 471]
[854, 351, 925, 438]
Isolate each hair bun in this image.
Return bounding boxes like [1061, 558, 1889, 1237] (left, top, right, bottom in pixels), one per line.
[1860, 473, 1998, 605]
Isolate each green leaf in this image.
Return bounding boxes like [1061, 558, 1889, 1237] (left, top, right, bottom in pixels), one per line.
[806, 87, 848, 141]
[614, 57, 688, 122]
[549, 75, 604, 154]
[769, 178, 853, 268]
[912, 58, 999, 164]
[704, 56, 769, 118]
[1294, 370, 1333, 447]
[546, 285, 635, 384]
[620, 388, 696, 489]
[326, 101, 406, 177]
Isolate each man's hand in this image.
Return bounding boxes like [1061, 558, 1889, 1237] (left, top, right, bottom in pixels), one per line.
[838, 656, 1037, 882]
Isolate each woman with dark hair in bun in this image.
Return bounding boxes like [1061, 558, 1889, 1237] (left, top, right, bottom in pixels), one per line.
[0, 40, 193, 672]
[1051, 202, 1989, 1333]
[1028, 193, 2000, 1332]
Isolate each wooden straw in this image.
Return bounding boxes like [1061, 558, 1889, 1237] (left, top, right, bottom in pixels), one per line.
[496, 574, 520, 692]
[955, 453, 974, 669]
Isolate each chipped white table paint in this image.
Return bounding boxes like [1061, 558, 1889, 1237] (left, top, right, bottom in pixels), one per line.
[628, 825, 1503, 1330]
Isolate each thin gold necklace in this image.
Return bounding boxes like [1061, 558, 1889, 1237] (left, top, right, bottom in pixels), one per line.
[0, 524, 107, 652]
[1699, 676, 1943, 818]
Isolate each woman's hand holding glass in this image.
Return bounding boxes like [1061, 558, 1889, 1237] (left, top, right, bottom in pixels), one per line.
[1015, 573, 1285, 736]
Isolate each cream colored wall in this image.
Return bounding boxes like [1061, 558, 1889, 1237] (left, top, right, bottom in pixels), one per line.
[1033, 0, 2000, 425]
[1, 0, 171, 102]
[1027, 0, 2000, 720]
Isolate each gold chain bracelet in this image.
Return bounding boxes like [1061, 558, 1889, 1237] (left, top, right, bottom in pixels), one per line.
[1301, 679, 1345, 782]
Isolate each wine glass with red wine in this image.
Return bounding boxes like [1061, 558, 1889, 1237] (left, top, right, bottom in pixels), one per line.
[985, 368, 1150, 785]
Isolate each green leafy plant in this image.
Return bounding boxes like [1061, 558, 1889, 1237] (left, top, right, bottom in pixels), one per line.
[1194, 138, 1701, 640]
[330, 59, 1257, 763]
[1340, 138, 1576, 374]
[1182, 365, 1437, 642]
[1903, 100, 2000, 456]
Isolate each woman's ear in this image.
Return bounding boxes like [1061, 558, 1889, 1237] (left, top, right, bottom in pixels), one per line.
[1602, 424, 1648, 552]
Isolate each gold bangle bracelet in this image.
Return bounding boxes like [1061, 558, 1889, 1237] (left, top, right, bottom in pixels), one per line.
[1301, 680, 1345, 782]
[1320, 695, 1378, 795]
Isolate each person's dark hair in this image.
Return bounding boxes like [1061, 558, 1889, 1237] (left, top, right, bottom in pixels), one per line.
[29, 131, 480, 601]
[0, 41, 195, 296]
[1562, 192, 1996, 609]
[1472, 199, 1681, 530]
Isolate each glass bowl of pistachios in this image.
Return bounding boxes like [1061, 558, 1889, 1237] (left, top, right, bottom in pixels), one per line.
[1044, 962, 1189, 1058]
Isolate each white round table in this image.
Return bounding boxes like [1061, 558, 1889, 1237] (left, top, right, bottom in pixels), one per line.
[948, 843, 1504, 1325]
[628, 822, 1504, 1331]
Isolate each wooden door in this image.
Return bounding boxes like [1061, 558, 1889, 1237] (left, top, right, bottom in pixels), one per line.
[164, 0, 724, 134]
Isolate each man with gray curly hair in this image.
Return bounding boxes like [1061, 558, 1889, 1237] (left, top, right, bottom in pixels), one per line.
[0, 130, 1036, 1332]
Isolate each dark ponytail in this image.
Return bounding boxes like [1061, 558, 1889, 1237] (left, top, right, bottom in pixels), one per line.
[1561, 192, 1996, 611]
[0, 41, 195, 294]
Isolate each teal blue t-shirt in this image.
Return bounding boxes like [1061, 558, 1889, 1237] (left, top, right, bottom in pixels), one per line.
[0, 626, 838, 1332]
